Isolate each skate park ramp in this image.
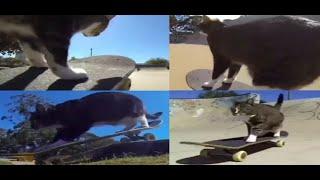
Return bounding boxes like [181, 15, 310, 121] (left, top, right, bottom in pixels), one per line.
[170, 97, 320, 165]
[169, 44, 320, 90]
[129, 66, 169, 90]
[0, 55, 135, 90]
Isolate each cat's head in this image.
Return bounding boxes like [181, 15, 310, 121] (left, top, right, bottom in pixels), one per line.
[81, 15, 116, 37]
[29, 104, 55, 130]
[231, 98, 256, 116]
[198, 15, 225, 34]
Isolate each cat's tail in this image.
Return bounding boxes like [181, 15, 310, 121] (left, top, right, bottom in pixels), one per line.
[146, 112, 163, 120]
[274, 93, 284, 110]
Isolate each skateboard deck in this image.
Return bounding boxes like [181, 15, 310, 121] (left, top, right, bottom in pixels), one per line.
[36, 119, 163, 154]
[186, 69, 255, 90]
[181, 131, 289, 150]
[0, 55, 135, 90]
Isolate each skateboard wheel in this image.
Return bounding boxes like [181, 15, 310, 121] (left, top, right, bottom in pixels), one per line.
[232, 151, 247, 162]
[143, 133, 156, 141]
[200, 149, 212, 158]
[276, 140, 285, 147]
[120, 137, 131, 143]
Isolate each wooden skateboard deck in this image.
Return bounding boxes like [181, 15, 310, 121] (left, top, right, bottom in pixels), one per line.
[186, 69, 254, 90]
[0, 55, 135, 90]
[181, 131, 289, 150]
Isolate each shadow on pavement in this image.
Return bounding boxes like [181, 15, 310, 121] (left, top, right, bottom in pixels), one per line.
[0, 67, 47, 90]
[176, 141, 277, 165]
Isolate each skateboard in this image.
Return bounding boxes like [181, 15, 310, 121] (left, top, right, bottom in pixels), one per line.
[0, 55, 135, 90]
[181, 131, 288, 162]
[34, 119, 163, 164]
[186, 69, 254, 90]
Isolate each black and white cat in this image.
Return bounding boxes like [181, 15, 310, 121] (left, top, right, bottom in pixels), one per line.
[29, 92, 162, 145]
[199, 15, 320, 90]
[231, 94, 284, 143]
[0, 15, 115, 80]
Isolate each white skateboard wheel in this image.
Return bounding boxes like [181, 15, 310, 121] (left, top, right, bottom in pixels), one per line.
[143, 133, 156, 141]
[232, 151, 247, 162]
[276, 140, 285, 147]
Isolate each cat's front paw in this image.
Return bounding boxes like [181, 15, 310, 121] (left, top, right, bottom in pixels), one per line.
[141, 124, 149, 128]
[54, 67, 89, 80]
[246, 134, 257, 143]
[70, 68, 88, 79]
[274, 131, 281, 137]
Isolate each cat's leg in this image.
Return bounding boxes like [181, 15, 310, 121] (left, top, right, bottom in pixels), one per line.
[41, 38, 88, 80]
[202, 53, 231, 89]
[246, 127, 261, 143]
[245, 123, 251, 136]
[223, 63, 241, 84]
[117, 117, 138, 133]
[273, 129, 281, 137]
[137, 114, 149, 128]
[19, 40, 48, 67]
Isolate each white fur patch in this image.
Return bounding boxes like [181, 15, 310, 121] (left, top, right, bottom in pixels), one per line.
[52, 64, 88, 80]
[44, 50, 88, 80]
[274, 131, 281, 137]
[93, 115, 149, 133]
[223, 71, 238, 83]
[137, 114, 149, 128]
[0, 21, 37, 37]
[246, 134, 257, 143]
[19, 42, 47, 67]
[81, 22, 102, 36]
[234, 107, 240, 114]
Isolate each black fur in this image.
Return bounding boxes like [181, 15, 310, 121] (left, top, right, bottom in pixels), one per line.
[200, 15, 320, 89]
[231, 94, 285, 136]
[29, 92, 162, 142]
[0, 15, 114, 79]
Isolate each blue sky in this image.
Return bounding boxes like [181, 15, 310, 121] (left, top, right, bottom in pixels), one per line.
[170, 90, 320, 102]
[68, 15, 169, 63]
[0, 91, 169, 140]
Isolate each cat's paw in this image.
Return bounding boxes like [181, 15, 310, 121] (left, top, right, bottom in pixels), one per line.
[54, 67, 89, 80]
[141, 124, 149, 128]
[274, 131, 281, 137]
[246, 134, 257, 143]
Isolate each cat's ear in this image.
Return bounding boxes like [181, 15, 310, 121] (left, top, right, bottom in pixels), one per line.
[105, 15, 116, 20]
[35, 104, 46, 112]
[201, 15, 212, 24]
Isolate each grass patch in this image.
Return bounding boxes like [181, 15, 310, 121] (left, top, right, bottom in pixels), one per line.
[85, 154, 169, 165]
[0, 160, 12, 165]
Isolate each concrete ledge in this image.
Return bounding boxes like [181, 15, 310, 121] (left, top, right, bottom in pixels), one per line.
[0, 55, 135, 90]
